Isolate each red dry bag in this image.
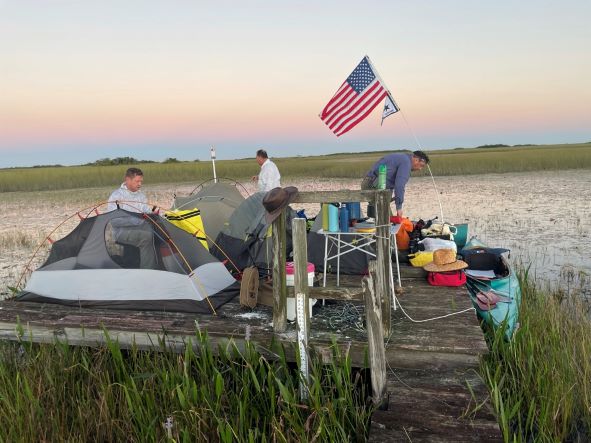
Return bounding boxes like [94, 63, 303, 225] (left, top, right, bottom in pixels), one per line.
[427, 270, 466, 287]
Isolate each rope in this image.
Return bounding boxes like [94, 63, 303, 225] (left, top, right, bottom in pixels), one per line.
[400, 109, 446, 223]
[391, 290, 475, 323]
[426, 164, 445, 223]
[240, 266, 259, 308]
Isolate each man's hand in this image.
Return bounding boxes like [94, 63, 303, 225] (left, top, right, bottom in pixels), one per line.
[251, 175, 258, 182]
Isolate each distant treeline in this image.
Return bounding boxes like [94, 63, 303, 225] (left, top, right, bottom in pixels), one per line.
[3, 157, 197, 170]
[84, 156, 196, 166]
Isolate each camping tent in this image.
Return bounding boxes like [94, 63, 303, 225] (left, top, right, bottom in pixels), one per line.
[17, 208, 239, 313]
[212, 192, 294, 274]
[172, 181, 245, 248]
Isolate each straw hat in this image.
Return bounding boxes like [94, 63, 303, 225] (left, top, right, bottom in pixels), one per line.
[423, 249, 468, 272]
[262, 186, 299, 223]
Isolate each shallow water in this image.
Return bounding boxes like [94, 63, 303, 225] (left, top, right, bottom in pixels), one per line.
[279, 170, 591, 295]
[1, 170, 589, 298]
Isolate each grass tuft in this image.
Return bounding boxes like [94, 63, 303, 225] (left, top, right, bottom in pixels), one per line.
[0, 330, 374, 441]
[480, 268, 591, 441]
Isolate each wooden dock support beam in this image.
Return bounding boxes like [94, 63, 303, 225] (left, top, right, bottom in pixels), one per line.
[363, 260, 388, 408]
[374, 190, 392, 336]
[292, 218, 311, 400]
[272, 209, 287, 332]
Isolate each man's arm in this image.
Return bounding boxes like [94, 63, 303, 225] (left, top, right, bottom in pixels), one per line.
[392, 162, 411, 212]
[106, 189, 121, 212]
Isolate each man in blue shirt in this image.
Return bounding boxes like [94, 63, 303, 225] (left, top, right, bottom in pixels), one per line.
[361, 150, 430, 219]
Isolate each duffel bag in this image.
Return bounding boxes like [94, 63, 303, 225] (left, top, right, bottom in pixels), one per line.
[427, 270, 466, 287]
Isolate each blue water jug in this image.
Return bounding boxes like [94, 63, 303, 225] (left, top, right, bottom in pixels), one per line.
[339, 206, 350, 233]
[328, 203, 339, 232]
[346, 202, 361, 220]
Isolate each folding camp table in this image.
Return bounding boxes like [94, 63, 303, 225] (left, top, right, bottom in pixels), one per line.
[318, 223, 402, 289]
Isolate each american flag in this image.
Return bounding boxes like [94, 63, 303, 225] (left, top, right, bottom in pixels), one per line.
[320, 56, 390, 137]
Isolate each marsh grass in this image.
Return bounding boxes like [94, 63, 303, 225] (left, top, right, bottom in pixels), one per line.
[0, 331, 374, 442]
[480, 268, 591, 442]
[0, 230, 41, 249]
[1, 143, 590, 193]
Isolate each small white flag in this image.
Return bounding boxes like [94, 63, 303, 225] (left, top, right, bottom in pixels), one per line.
[381, 94, 400, 126]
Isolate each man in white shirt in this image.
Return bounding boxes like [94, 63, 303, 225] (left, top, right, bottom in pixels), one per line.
[252, 149, 281, 192]
[107, 167, 157, 269]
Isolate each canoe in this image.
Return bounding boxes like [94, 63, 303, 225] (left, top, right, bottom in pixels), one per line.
[460, 237, 521, 340]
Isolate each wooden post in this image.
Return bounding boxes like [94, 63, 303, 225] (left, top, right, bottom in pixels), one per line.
[375, 189, 392, 336]
[292, 218, 310, 400]
[363, 260, 388, 409]
[272, 209, 287, 332]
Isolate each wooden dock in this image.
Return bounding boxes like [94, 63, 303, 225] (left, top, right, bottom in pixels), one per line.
[0, 189, 501, 441]
[0, 267, 500, 441]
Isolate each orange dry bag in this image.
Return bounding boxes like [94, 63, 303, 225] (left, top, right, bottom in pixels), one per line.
[395, 217, 414, 251]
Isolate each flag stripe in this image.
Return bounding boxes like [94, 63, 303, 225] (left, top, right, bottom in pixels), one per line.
[333, 87, 386, 135]
[324, 86, 360, 126]
[327, 80, 381, 128]
[320, 82, 350, 118]
[336, 90, 388, 136]
[329, 81, 383, 131]
[319, 56, 396, 137]
[321, 86, 355, 121]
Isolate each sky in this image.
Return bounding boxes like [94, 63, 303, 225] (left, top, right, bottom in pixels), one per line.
[1, 0, 590, 167]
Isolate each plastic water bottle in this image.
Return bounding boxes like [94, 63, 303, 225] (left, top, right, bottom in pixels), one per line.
[321, 204, 329, 231]
[346, 202, 361, 220]
[328, 203, 339, 232]
[339, 206, 350, 233]
[378, 164, 387, 189]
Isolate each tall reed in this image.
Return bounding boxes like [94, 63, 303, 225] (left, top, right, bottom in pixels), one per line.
[0, 331, 373, 441]
[480, 268, 591, 442]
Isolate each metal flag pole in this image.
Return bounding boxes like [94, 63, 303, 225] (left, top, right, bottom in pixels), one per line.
[365, 55, 400, 110]
[210, 147, 217, 183]
[365, 55, 401, 128]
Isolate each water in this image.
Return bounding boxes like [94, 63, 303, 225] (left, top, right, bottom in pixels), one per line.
[280, 170, 591, 296]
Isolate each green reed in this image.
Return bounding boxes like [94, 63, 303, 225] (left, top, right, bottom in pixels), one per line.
[1, 143, 590, 193]
[479, 267, 591, 442]
[0, 331, 373, 442]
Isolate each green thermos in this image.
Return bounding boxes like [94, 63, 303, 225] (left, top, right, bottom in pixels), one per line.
[378, 164, 387, 189]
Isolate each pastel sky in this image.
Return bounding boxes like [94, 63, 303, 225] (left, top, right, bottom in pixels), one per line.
[1, 0, 590, 167]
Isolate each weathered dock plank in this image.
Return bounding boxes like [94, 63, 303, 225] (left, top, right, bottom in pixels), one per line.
[0, 264, 500, 441]
[368, 269, 500, 442]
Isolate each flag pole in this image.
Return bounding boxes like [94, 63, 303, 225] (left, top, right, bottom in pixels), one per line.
[364, 55, 399, 109]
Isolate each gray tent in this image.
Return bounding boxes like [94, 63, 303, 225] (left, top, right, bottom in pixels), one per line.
[18, 209, 239, 313]
[212, 192, 295, 274]
[173, 181, 245, 248]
